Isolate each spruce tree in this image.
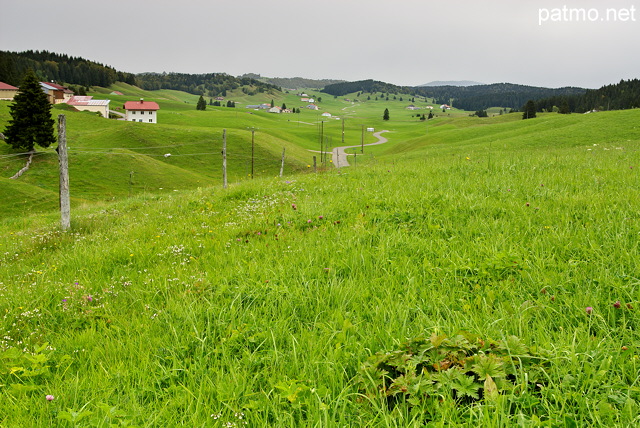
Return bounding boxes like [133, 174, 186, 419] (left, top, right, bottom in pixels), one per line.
[383, 108, 390, 121]
[196, 95, 207, 110]
[3, 69, 56, 152]
[522, 100, 537, 119]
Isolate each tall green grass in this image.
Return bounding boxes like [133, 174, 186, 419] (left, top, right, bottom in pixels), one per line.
[1, 107, 640, 425]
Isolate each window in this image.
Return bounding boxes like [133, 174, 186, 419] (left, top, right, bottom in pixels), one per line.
[149, 119, 152, 123]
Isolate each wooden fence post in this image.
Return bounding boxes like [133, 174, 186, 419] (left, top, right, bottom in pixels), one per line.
[280, 147, 285, 177]
[58, 114, 70, 231]
[222, 129, 227, 189]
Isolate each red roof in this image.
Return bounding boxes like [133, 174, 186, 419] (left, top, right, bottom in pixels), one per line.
[0, 82, 18, 90]
[124, 100, 160, 111]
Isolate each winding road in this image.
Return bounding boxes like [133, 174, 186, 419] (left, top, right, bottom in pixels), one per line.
[331, 130, 389, 168]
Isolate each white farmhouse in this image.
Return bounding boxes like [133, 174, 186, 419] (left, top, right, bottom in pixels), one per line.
[321, 112, 332, 117]
[66, 96, 110, 118]
[124, 99, 160, 123]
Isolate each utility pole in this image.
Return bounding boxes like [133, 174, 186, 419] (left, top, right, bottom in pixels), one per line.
[57, 114, 70, 231]
[251, 129, 255, 179]
[361, 125, 364, 153]
[222, 129, 227, 189]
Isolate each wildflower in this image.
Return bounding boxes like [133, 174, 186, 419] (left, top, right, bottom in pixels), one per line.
[46, 395, 55, 401]
[307, 219, 312, 223]
[585, 306, 593, 315]
[318, 215, 324, 220]
[291, 203, 297, 210]
[85, 295, 93, 303]
[613, 301, 621, 309]
[526, 203, 530, 207]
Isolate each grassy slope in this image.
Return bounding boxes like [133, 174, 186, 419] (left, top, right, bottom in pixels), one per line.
[1, 106, 640, 425]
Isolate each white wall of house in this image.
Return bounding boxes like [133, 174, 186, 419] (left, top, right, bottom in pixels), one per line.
[125, 110, 157, 123]
[74, 104, 109, 118]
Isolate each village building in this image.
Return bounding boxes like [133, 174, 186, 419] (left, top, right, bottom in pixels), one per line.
[321, 112, 332, 117]
[0, 81, 18, 100]
[110, 91, 124, 95]
[66, 96, 111, 118]
[406, 104, 420, 110]
[306, 104, 319, 110]
[268, 106, 282, 113]
[124, 99, 160, 123]
[40, 82, 74, 104]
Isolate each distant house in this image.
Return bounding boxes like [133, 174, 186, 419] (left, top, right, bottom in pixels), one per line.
[268, 106, 282, 113]
[66, 96, 110, 118]
[306, 104, 319, 110]
[282, 108, 292, 114]
[246, 105, 261, 109]
[215, 96, 225, 101]
[321, 112, 332, 117]
[110, 91, 124, 96]
[406, 105, 419, 110]
[308, 98, 315, 103]
[259, 103, 271, 110]
[40, 82, 74, 104]
[124, 98, 160, 123]
[426, 106, 434, 110]
[300, 97, 309, 102]
[0, 81, 18, 100]
[440, 104, 451, 110]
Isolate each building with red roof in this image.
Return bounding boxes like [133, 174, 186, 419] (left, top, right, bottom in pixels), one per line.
[124, 98, 160, 123]
[66, 96, 111, 118]
[0, 81, 19, 100]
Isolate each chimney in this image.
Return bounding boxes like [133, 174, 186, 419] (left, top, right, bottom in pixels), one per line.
[140, 98, 144, 104]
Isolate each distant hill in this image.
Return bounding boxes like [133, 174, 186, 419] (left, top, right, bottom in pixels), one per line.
[0, 50, 137, 87]
[413, 83, 587, 111]
[240, 74, 345, 90]
[322, 79, 406, 97]
[136, 72, 280, 97]
[535, 78, 640, 113]
[419, 80, 484, 87]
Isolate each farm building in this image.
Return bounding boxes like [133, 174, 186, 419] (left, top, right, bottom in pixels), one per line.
[306, 104, 319, 110]
[40, 82, 74, 104]
[321, 112, 332, 117]
[124, 99, 160, 123]
[0, 81, 18, 100]
[66, 96, 110, 118]
[268, 106, 282, 113]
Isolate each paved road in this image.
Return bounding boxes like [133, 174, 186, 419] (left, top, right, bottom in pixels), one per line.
[332, 130, 389, 168]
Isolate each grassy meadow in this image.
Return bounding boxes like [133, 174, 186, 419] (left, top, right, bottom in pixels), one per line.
[1, 85, 640, 426]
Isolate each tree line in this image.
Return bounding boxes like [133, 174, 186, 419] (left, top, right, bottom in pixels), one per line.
[0, 50, 137, 87]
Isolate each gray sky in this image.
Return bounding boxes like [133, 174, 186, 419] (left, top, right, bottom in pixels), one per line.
[1, 0, 638, 89]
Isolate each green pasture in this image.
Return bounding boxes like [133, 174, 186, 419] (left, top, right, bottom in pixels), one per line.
[1, 85, 640, 426]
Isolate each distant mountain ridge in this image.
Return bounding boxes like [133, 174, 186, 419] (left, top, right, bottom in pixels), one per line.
[239, 74, 345, 90]
[419, 80, 484, 87]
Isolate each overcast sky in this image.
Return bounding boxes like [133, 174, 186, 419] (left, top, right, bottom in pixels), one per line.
[1, 0, 638, 89]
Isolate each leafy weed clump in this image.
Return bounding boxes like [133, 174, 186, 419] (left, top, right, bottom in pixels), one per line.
[356, 332, 550, 415]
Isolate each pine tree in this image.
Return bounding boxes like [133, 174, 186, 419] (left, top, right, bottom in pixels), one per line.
[3, 69, 56, 152]
[281, 103, 287, 110]
[383, 108, 390, 121]
[196, 95, 207, 110]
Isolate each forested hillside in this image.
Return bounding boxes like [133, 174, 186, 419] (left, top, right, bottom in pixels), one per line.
[136, 72, 280, 97]
[0, 50, 137, 87]
[412, 83, 586, 111]
[536, 78, 640, 112]
[322, 79, 406, 97]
